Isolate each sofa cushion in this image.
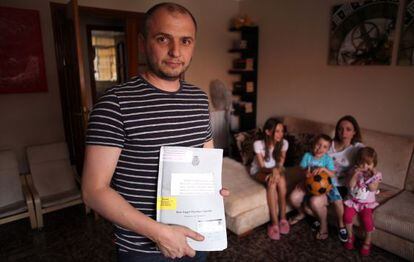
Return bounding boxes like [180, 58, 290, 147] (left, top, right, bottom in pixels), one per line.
[376, 183, 401, 204]
[372, 228, 414, 261]
[363, 129, 414, 190]
[281, 116, 335, 137]
[405, 153, 414, 192]
[225, 205, 269, 235]
[222, 157, 266, 217]
[374, 191, 414, 242]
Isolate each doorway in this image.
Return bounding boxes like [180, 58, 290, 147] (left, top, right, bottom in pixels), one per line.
[86, 26, 126, 103]
[50, 2, 144, 172]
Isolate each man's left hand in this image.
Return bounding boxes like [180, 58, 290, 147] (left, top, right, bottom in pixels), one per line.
[219, 188, 230, 197]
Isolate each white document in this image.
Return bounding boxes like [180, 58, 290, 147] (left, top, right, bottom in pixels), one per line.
[156, 146, 227, 251]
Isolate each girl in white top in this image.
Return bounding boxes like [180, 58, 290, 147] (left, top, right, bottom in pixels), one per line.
[249, 118, 289, 240]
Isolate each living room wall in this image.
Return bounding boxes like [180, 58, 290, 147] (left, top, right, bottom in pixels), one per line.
[0, 0, 238, 172]
[2, 0, 412, 174]
[240, 0, 414, 137]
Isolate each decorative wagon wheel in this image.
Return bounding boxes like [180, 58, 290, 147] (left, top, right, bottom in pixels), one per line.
[351, 22, 380, 56]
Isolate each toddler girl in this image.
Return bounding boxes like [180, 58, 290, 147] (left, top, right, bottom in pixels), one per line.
[343, 147, 382, 256]
[250, 118, 289, 240]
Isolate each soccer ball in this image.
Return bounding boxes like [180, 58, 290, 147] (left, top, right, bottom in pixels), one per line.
[306, 171, 333, 196]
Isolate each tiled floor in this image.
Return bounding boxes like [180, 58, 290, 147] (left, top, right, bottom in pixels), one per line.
[0, 205, 407, 261]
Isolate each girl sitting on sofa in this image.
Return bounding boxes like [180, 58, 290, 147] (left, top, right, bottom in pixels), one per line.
[343, 147, 382, 256]
[250, 117, 290, 240]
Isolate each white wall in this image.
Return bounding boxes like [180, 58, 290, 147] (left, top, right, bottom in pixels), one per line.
[241, 0, 414, 137]
[0, 0, 238, 172]
[2, 0, 412, 173]
[0, 0, 66, 172]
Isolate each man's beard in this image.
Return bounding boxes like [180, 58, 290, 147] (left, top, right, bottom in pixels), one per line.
[146, 59, 191, 81]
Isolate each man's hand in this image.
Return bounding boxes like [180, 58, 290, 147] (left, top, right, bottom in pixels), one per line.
[220, 188, 230, 197]
[155, 224, 204, 259]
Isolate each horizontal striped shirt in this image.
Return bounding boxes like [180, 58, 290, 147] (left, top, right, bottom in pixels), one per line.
[86, 76, 212, 254]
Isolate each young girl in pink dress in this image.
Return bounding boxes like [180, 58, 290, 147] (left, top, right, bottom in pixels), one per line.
[343, 147, 382, 256]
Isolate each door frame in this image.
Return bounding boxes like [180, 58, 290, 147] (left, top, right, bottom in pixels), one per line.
[50, 2, 144, 171]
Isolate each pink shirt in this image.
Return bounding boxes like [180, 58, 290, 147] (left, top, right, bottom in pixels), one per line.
[344, 170, 382, 211]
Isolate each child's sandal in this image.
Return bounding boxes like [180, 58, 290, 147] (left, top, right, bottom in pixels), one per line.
[288, 213, 305, 226]
[311, 220, 321, 232]
[344, 235, 355, 250]
[360, 243, 372, 256]
[267, 224, 280, 240]
[316, 231, 329, 240]
[279, 219, 290, 234]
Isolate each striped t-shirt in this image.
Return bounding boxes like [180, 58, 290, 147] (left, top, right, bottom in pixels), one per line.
[86, 76, 213, 253]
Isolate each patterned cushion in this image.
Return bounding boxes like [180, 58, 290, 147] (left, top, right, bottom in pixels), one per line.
[234, 129, 261, 165]
[285, 133, 317, 167]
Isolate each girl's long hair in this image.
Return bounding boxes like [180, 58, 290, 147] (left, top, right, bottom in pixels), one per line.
[261, 118, 285, 165]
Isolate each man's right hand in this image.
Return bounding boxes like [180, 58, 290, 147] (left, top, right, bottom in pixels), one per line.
[154, 224, 204, 259]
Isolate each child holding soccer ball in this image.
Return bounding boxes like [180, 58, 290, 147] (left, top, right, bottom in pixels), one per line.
[343, 147, 382, 256]
[289, 134, 336, 240]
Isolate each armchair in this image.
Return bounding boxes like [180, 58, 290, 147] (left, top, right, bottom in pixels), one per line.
[25, 142, 89, 228]
[0, 150, 37, 229]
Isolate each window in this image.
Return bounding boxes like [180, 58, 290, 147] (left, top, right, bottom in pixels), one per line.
[92, 33, 118, 81]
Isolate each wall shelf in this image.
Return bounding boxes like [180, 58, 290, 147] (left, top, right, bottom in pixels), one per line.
[228, 26, 258, 131]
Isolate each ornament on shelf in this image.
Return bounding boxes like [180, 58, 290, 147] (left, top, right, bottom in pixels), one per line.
[231, 14, 254, 29]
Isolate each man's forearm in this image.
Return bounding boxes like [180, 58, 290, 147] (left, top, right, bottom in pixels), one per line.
[83, 186, 161, 242]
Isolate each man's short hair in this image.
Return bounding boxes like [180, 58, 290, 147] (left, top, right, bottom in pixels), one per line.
[141, 2, 197, 38]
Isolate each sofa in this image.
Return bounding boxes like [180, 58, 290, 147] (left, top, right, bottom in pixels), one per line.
[221, 116, 414, 260]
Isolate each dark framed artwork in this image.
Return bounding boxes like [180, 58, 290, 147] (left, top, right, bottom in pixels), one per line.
[0, 6, 48, 93]
[328, 0, 399, 65]
[397, 0, 414, 65]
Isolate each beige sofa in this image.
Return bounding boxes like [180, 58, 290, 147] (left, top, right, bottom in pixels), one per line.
[222, 116, 414, 260]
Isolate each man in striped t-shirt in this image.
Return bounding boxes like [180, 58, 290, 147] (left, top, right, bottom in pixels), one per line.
[82, 3, 228, 262]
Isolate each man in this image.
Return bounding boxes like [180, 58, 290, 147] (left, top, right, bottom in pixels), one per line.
[82, 3, 227, 261]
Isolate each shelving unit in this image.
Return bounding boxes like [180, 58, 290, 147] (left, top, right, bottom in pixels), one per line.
[229, 26, 258, 131]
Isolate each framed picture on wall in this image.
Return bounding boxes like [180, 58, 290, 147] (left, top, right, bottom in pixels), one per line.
[397, 0, 414, 65]
[328, 0, 399, 65]
[0, 6, 48, 94]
